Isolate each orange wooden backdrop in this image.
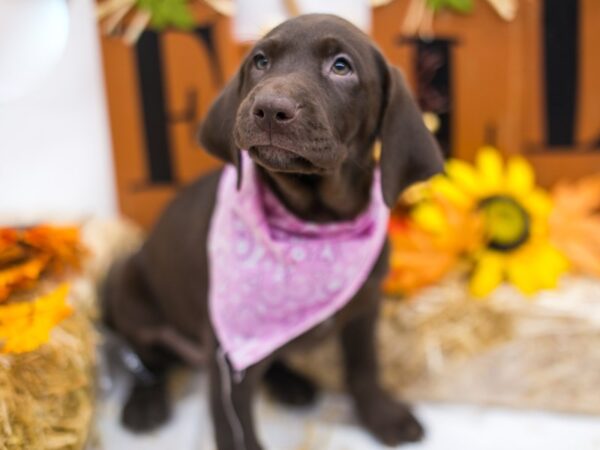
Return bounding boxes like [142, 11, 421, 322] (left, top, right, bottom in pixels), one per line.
[100, 0, 600, 228]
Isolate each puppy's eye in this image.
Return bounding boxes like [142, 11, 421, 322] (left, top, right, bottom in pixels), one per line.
[254, 54, 269, 70]
[331, 57, 352, 76]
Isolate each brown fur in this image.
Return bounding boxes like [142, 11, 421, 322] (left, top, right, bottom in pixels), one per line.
[103, 14, 443, 449]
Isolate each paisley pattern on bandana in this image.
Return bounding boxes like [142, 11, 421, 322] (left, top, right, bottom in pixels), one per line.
[208, 152, 390, 371]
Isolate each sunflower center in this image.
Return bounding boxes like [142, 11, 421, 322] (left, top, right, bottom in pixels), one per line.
[478, 195, 530, 252]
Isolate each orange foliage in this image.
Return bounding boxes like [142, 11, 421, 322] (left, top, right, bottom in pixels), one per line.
[0, 283, 73, 354]
[550, 175, 600, 277]
[384, 200, 482, 297]
[22, 225, 85, 273]
[0, 225, 86, 303]
[0, 256, 49, 302]
[384, 216, 457, 296]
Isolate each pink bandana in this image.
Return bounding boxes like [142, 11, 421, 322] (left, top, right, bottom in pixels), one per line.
[208, 153, 390, 371]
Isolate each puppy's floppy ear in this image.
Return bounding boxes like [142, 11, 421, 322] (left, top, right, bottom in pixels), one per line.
[198, 71, 243, 187]
[378, 65, 444, 207]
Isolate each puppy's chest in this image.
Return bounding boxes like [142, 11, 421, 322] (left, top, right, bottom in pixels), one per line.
[280, 317, 337, 354]
[283, 290, 371, 352]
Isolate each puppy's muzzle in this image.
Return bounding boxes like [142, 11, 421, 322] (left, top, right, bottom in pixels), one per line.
[252, 94, 300, 133]
[234, 78, 340, 173]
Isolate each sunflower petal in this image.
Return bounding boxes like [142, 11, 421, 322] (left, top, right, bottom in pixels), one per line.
[446, 159, 480, 196]
[506, 252, 538, 295]
[523, 188, 553, 217]
[469, 251, 504, 297]
[411, 202, 448, 234]
[430, 176, 474, 209]
[476, 146, 504, 192]
[507, 244, 567, 295]
[539, 244, 569, 278]
[506, 156, 534, 195]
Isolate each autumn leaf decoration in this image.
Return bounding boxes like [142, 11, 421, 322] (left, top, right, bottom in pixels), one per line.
[0, 284, 73, 354]
[550, 175, 600, 277]
[385, 190, 482, 296]
[0, 225, 85, 303]
[0, 225, 86, 354]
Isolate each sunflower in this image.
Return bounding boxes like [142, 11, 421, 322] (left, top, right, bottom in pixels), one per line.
[413, 146, 568, 297]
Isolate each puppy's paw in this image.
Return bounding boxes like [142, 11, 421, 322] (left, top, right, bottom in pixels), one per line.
[264, 361, 319, 407]
[359, 396, 424, 446]
[121, 380, 171, 432]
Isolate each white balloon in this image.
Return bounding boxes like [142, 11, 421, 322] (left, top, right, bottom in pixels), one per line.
[0, 0, 70, 103]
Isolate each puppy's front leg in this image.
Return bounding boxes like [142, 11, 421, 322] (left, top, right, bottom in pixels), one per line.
[209, 346, 267, 450]
[341, 303, 424, 446]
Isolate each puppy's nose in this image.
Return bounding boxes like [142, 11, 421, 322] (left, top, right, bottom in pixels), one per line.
[252, 95, 298, 131]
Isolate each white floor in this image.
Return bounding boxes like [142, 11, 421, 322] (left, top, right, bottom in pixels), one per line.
[97, 371, 600, 450]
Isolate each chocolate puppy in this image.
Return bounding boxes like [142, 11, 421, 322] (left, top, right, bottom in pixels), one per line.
[103, 14, 443, 449]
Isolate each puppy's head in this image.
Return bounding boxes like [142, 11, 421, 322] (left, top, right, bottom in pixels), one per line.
[199, 14, 443, 207]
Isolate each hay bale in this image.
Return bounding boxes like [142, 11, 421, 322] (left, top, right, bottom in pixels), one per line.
[0, 219, 143, 450]
[287, 276, 600, 415]
[0, 308, 95, 450]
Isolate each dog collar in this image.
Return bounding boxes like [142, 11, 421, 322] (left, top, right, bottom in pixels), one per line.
[208, 152, 390, 371]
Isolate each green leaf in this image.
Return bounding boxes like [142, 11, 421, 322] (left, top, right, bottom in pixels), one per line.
[447, 0, 474, 13]
[426, 0, 473, 13]
[136, 0, 195, 31]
